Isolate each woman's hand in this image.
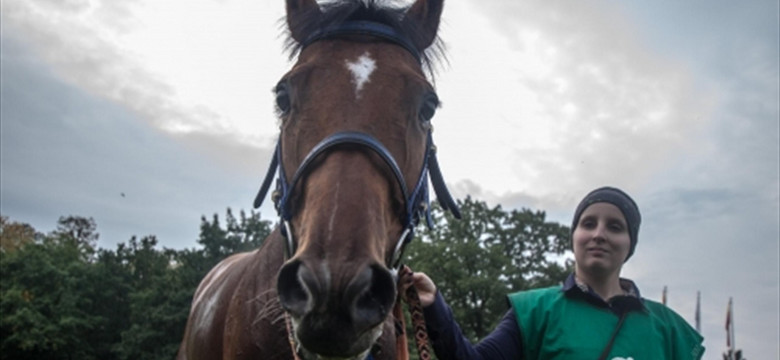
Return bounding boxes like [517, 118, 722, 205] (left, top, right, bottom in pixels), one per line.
[406, 270, 437, 307]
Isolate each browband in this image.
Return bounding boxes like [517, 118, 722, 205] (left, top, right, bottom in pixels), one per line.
[300, 20, 422, 63]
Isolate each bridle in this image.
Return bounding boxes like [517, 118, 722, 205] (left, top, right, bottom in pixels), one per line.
[253, 20, 461, 270]
[255, 130, 460, 267]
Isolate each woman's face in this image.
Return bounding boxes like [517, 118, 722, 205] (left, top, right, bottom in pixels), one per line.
[573, 202, 631, 278]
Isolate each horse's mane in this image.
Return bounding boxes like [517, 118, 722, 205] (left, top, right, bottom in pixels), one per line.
[283, 0, 445, 75]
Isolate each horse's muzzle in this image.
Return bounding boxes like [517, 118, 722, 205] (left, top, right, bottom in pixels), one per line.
[277, 259, 396, 357]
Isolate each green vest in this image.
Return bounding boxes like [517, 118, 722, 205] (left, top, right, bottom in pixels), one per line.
[508, 287, 704, 360]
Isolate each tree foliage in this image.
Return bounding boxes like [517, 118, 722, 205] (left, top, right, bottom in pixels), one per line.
[0, 210, 271, 360]
[0, 217, 100, 359]
[405, 197, 573, 341]
[0, 216, 39, 253]
[0, 198, 569, 359]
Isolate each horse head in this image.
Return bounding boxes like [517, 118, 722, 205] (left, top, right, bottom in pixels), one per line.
[253, 0, 458, 358]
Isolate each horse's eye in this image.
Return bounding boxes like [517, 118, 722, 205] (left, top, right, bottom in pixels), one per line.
[275, 82, 291, 115]
[419, 93, 439, 123]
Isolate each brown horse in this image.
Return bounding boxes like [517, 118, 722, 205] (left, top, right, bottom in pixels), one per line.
[177, 1, 460, 359]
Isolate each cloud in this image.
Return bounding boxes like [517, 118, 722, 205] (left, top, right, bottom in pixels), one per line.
[1, 0, 286, 231]
[0, 34, 274, 249]
[2, 1, 184, 128]
[433, 0, 711, 204]
[626, 185, 778, 357]
[171, 129, 277, 180]
[1, 0, 286, 141]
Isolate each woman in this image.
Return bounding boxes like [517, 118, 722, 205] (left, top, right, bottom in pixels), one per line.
[408, 186, 704, 359]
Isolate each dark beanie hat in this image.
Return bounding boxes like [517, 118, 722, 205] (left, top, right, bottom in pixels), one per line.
[571, 186, 641, 261]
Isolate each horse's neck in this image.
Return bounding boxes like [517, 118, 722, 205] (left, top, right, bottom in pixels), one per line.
[241, 229, 295, 359]
[257, 227, 287, 260]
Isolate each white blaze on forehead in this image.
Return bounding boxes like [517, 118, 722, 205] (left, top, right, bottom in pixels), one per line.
[345, 52, 377, 96]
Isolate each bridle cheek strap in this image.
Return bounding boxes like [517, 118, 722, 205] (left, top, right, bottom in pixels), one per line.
[253, 130, 460, 268]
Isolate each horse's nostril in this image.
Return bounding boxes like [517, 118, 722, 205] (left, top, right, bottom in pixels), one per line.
[351, 264, 397, 330]
[277, 260, 318, 316]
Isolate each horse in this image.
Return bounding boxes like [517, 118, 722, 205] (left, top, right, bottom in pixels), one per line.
[177, 1, 460, 359]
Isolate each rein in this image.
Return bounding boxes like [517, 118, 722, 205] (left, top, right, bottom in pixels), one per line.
[394, 265, 432, 360]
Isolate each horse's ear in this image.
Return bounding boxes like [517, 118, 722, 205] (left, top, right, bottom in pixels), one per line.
[286, 0, 321, 43]
[403, 0, 443, 51]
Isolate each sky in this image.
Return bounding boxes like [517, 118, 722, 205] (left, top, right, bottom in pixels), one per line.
[1, 0, 778, 358]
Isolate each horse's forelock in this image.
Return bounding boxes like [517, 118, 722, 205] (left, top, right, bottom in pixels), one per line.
[282, 0, 445, 76]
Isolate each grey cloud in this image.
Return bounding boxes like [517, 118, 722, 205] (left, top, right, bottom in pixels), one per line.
[1, 36, 275, 249]
[643, 188, 744, 222]
[2, 0, 228, 135]
[171, 129, 277, 180]
[447, 180, 579, 228]
[628, 185, 778, 356]
[1, 0, 283, 213]
[450, 0, 710, 195]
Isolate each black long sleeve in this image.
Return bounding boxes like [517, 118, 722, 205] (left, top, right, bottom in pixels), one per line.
[422, 292, 523, 360]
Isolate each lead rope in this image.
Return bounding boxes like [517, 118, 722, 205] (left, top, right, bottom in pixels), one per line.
[285, 313, 302, 360]
[396, 265, 432, 360]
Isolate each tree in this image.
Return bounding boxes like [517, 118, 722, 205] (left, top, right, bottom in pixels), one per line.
[115, 236, 185, 360]
[405, 197, 572, 341]
[0, 216, 40, 253]
[198, 209, 272, 265]
[84, 247, 133, 359]
[0, 201, 571, 359]
[114, 209, 273, 360]
[48, 216, 99, 262]
[0, 210, 274, 359]
[0, 217, 101, 359]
